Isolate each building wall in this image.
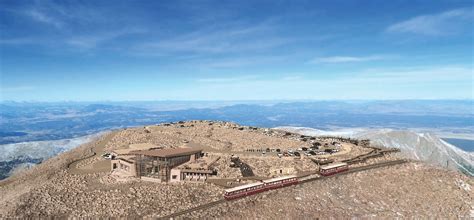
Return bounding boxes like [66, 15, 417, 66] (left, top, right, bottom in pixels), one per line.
[170, 169, 182, 183]
[270, 167, 296, 176]
[111, 159, 137, 177]
[113, 150, 204, 182]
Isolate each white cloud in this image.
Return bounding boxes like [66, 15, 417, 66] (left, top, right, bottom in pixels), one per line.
[196, 75, 260, 83]
[311, 55, 390, 63]
[25, 9, 63, 28]
[386, 8, 473, 35]
[186, 65, 473, 100]
[66, 28, 146, 49]
[136, 21, 289, 54]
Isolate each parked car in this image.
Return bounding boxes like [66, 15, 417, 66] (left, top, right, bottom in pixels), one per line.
[102, 153, 113, 160]
[294, 152, 301, 156]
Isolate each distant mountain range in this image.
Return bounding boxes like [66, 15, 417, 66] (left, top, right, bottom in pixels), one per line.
[0, 100, 472, 179]
[1, 100, 472, 144]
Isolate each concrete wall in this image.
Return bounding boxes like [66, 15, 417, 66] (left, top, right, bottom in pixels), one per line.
[111, 159, 137, 177]
[170, 169, 182, 183]
[270, 167, 296, 176]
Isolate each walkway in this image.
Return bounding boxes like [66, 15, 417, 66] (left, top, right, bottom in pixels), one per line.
[67, 131, 118, 174]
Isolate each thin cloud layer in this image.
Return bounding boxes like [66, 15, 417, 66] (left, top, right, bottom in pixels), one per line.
[311, 55, 390, 63]
[386, 8, 473, 35]
[1, 1, 472, 101]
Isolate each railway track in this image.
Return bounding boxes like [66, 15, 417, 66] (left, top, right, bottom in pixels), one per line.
[159, 159, 408, 219]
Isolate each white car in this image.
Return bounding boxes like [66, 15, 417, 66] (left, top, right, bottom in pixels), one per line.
[102, 153, 113, 160]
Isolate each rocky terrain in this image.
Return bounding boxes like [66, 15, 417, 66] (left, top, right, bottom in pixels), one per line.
[0, 120, 472, 218]
[277, 126, 474, 176]
[191, 161, 473, 219]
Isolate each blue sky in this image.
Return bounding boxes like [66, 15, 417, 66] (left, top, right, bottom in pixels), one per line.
[0, 0, 472, 101]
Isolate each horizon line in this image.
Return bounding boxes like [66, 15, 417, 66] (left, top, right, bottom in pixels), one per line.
[1, 98, 473, 104]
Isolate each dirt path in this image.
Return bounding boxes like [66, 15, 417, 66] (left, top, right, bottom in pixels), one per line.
[68, 131, 118, 175]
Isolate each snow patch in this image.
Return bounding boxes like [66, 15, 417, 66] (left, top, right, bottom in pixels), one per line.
[0, 132, 104, 162]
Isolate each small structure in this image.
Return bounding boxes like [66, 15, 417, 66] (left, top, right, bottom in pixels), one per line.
[169, 156, 220, 183]
[111, 145, 203, 182]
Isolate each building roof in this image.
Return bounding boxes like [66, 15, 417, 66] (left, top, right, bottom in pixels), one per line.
[129, 143, 159, 150]
[113, 148, 137, 155]
[180, 169, 214, 174]
[225, 182, 264, 193]
[133, 147, 203, 158]
[262, 175, 297, 184]
[112, 143, 160, 155]
[320, 162, 348, 170]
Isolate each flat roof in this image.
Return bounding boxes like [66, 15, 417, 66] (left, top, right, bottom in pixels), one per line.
[225, 182, 264, 193]
[112, 143, 160, 155]
[129, 143, 159, 150]
[262, 175, 297, 184]
[133, 147, 203, 158]
[320, 162, 347, 170]
[113, 148, 137, 155]
[181, 169, 214, 174]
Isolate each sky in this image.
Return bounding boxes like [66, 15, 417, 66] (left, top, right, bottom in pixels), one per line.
[0, 0, 473, 101]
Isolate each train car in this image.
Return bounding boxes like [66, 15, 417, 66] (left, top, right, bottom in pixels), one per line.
[224, 175, 299, 200]
[224, 182, 265, 200]
[262, 175, 298, 190]
[319, 162, 349, 176]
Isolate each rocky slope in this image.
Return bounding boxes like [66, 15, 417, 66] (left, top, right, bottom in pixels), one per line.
[0, 121, 472, 218]
[191, 161, 473, 219]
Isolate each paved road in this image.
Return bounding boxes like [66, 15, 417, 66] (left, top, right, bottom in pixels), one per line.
[67, 131, 117, 175]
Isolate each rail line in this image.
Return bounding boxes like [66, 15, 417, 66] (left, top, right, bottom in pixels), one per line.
[159, 159, 408, 219]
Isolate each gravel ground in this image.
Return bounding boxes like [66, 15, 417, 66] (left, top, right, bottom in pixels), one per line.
[1, 120, 471, 218]
[189, 162, 473, 219]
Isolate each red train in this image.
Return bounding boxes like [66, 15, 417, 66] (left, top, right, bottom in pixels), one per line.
[224, 175, 298, 200]
[319, 162, 349, 176]
[224, 162, 349, 200]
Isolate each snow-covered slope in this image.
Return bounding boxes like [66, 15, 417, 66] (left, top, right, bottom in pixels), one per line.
[0, 133, 100, 162]
[275, 126, 474, 176]
[0, 133, 103, 179]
